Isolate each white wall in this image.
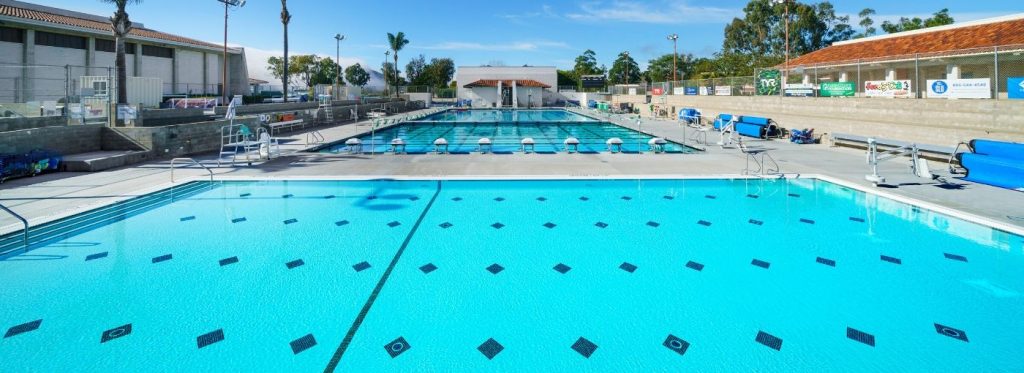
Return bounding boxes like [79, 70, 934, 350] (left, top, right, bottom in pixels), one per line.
[455, 66, 557, 107]
[0, 41, 23, 102]
[35, 45, 86, 100]
[140, 55, 173, 94]
[176, 50, 204, 94]
[206, 53, 221, 93]
[94, 51, 136, 76]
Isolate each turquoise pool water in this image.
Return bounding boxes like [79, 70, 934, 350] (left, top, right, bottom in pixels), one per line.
[1, 179, 1022, 371]
[318, 109, 692, 154]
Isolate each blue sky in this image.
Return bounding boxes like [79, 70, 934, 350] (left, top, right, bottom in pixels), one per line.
[39, 0, 1024, 80]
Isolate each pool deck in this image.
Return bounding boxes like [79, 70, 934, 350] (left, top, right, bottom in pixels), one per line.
[2, 108, 1022, 236]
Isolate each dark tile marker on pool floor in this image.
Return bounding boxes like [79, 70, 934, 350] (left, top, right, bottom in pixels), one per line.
[554, 263, 572, 274]
[100, 324, 132, 343]
[755, 331, 783, 351]
[197, 329, 224, 349]
[387, 221, 402, 228]
[282, 194, 293, 198]
[290, 334, 317, 354]
[748, 219, 764, 226]
[571, 337, 598, 358]
[487, 264, 505, 274]
[384, 336, 411, 358]
[239, 193, 251, 197]
[620, 262, 638, 273]
[335, 220, 350, 226]
[816, 257, 836, 267]
[849, 217, 865, 223]
[452, 197, 463, 202]
[944, 253, 968, 262]
[219, 256, 239, 266]
[180, 216, 195, 222]
[663, 334, 690, 356]
[439, 222, 453, 229]
[647, 221, 660, 228]
[491, 222, 505, 229]
[595, 222, 608, 228]
[85, 252, 108, 261]
[4, 319, 42, 338]
[751, 259, 771, 269]
[747, 194, 759, 199]
[800, 218, 816, 224]
[686, 261, 704, 271]
[283, 218, 298, 225]
[579, 196, 589, 201]
[478, 338, 504, 360]
[494, 197, 505, 202]
[663, 195, 674, 200]
[537, 197, 547, 201]
[543, 222, 557, 229]
[788, 193, 800, 198]
[705, 195, 716, 199]
[152, 254, 172, 264]
[621, 196, 632, 200]
[352, 261, 371, 272]
[324, 195, 335, 199]
[697, 220, 712, 227]
[286, 259, 304, 269]
[846, 327, 875, 347]
[231, 217, 246, 223]
[880, 255, 902, 265]
[419, 263, 437, 274]
[934, 323, 969, 342]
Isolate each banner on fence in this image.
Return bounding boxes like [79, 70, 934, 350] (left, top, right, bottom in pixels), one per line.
[784, 83, 816, 97]
[628, 88, 637, 95]
[820, 82, 855, 97]
[673, 87, 686, 95]
[864, 80, 913, 98]
[684, 87, 698, 95]
[699, 87, 710, 96]
[715, 86, 732, 96]
[756, 69, 781, 96]
[1010, 77, 1024, 100]
[926, 79, 990, 99]
[651, 87, 664, 95]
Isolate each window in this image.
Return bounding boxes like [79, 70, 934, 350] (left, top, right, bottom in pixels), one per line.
[96, 39, 137, 54]
[92, 81, 108, 97]
[0, 27, 24, 44]
[35, 31, 87, 49]
[141, 45, 173, 58]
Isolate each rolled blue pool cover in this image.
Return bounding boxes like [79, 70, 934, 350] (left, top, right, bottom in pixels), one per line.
[970, 139, 1024, 161]
[958, 152, 1024, 190]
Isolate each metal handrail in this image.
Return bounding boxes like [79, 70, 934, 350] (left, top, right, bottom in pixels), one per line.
[170, 158, 214, 183]
[0, 202, 29, 252]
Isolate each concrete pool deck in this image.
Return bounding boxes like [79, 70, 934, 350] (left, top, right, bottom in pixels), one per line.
[2, 109, 1023, 238]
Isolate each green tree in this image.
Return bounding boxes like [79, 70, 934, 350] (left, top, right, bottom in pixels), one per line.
[266, 55, 338, 89]
[381, 62, 404, 88]
[881, 8, 954, 33]
[557, 69, 579, 88]
[607, 52, 640, 85]
[723, 0, 853, 59]
[423, 57, 455, 89]
[645, 53, 695, 83]
[387, 32, 410, 97]
[280, 0, 291, 99]
[345, 63, 370, 87]
[100, 0, 141, 106]
[405, 54, 427, 85]
[857, 8, 877, 38]
[572, 49, 604, 85]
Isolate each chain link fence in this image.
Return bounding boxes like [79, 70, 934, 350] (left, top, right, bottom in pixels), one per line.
[638, 44, 1024, 100]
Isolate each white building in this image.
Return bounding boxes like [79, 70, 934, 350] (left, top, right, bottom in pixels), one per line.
[0, 0, 248, 106]
[456, 66, 556, 108]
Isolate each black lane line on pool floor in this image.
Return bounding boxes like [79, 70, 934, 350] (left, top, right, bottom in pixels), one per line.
[324, 180, 443, 372]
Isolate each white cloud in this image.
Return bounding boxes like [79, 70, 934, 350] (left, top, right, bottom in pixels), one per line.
[499, 4, 558, 23]
[416, 41, 569, 52]
[565, 0, 737, 24]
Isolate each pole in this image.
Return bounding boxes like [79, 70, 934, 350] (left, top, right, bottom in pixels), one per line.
[784, 2, 789, 88]
[223, 1, 228, 105]
[994, 46, 1000, 100]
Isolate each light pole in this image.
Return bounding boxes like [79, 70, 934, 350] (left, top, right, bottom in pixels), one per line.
[667, 34, 679, 82]
[334, 34, 345, 98]
[383, 51, 390, 97]
[217, 0, 246, 105]
[773, 0, 791, 92]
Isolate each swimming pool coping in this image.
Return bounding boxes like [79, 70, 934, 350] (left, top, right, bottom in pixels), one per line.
[4, 173, 1020, 241]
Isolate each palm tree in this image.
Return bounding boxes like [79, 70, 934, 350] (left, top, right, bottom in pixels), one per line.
[386, 32, 409, 98]
[100, 0, 141, 107]
[280, 0, 291, 101]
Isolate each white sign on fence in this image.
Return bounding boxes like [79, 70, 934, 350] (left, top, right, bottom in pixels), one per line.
[672, 87, 685, 95]
[864, 80, 913, 98]
[699, 87, 710, 96]
[628, 88, 637, 95]
[714, 86, 733, 96]
[926, 78, 991, 99]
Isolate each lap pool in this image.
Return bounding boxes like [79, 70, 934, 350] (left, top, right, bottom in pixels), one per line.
[0, 178, 1021, 371]
[316, 109, 693, 154]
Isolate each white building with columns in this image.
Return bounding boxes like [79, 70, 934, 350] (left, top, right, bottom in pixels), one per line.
[0, 0, 248, 105]
[455, 66, 556, 108]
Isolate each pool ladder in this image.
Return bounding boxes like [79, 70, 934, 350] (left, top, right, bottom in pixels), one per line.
[170, 158, 214, 183]
[0, 202, 28, 252]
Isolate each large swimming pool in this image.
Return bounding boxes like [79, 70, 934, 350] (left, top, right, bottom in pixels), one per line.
[1, 178, 1021, 371]
[317, 109, 693, 154]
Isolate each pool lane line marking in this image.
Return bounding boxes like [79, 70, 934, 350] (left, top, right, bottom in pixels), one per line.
[324, 180, 443, 372]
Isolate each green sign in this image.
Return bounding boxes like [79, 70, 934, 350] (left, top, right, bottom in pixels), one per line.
[756, 70, 781, 96]
[820, 82, 855, 97]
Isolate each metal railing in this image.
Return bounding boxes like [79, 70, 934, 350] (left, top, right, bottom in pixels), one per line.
[0, 202, 29, 252]
[170, 158, 214, 183]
